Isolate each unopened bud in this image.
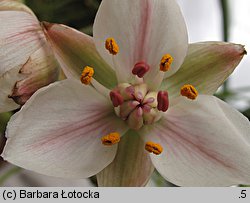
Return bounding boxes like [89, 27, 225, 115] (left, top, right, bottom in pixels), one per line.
[8, 46, 60, 106]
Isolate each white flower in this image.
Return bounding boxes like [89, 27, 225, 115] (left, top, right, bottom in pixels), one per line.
[2, 0, 250, 186]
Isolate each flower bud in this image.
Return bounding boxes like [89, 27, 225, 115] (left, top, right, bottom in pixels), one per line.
[0, 2, 60, 112]
[8, 45, 60, 106]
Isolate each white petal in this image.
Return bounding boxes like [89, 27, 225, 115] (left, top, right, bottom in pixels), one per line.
[2, 79, 128, 178]
[0, 11, 44, 74]
[93, 0, 188, 89]
[1, 165, 92, 186]
[0, 11, 47, 111]
[140, 95, 250, 186]
[0, 0, 35, 16]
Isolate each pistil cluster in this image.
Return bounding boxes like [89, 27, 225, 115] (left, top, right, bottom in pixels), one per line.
[109, 82, 169, 130]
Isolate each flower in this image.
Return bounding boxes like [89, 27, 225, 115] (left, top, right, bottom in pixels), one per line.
[2, 0, 250, 186]
[0, 0, 60, 113]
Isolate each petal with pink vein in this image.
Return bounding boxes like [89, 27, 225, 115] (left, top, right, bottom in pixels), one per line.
[140, 95, 250, 186]
[0, 0, 35, 15]
[93, 0, 188, 89]
[2, 79, 128, 178]
[0, 11, 44, 74]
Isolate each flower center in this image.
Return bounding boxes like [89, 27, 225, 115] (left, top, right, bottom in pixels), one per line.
[80, 37, 200, 156]
[109, 83, 169, 130]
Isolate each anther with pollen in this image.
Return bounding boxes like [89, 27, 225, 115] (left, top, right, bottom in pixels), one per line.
[160, 54, 173, 72]
[157, 91, 169, 112]
[105, 38, 119, 55]
[101, 132, 120, 146]
[110, 90, 124, 107]
[80, 66, 94, 85]
[180, 84, 198, 100]
[132, 61, 150, 78]
[145, 141, 163, 155]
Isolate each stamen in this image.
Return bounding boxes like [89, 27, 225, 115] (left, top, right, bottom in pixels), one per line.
[80, 66, 94, 85]
[105, 38, 119, 55]
[157, 91, 169, 112]
[145, 141, 163, 155]
[101, 132, 120, 146]
[110, 90, 124, 107]
[132, 61, 150, 78]
[180, 84, 198, 100]
[160, 54, 173, 72]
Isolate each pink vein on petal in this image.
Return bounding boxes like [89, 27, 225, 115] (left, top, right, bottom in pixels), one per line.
[133, 0, 153, 62]
[156, 119, 236, 172]
[26, 108, 115, 151]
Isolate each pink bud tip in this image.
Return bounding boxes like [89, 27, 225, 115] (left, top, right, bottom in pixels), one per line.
[125, 86, 135, 96]
[157, 91, 169, 112]
[110, 91, 124, 107]
[142, 104, 152, 113]
[144, 97, 155, 104]
[136, 91, 143, 102]
[132, 61, 150, 78]
[136, 107, 143, 117]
